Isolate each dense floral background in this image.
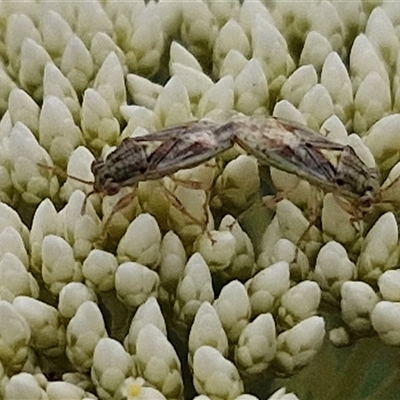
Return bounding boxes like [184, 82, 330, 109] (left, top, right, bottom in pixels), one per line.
[1, 0, 400, 399]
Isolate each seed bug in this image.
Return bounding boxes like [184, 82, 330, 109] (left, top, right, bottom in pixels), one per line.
[38, 119, 236, 232]
[225, 116, 382, 220]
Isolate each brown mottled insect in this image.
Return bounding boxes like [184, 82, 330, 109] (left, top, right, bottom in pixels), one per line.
[38, 119, 236, 229]
[228, 116, 382, 219]
[39, 116, 384, 234]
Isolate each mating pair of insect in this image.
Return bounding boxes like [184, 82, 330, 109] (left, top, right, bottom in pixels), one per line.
[39, 115, 385, 238]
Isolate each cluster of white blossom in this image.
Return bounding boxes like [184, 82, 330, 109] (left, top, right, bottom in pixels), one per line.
[0, 0, 400, 399]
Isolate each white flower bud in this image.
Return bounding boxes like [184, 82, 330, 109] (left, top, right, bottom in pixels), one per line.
[174, 253, 214, 326]
[188, 302, 229, 367]
[213, 155, 259, 213]
[75, 1, 113, 46]
[298, 84, 334, 131]
[341, 281, 379, 333]
[381, 161, 400, 204]
[66, 301, 107, 372]
[197, 75, 234, 117]
[321, 194, 359, 246]
[159, 231, 186, 297]
[4, 372, 46, 400]
[208, 1, 240, 27]
[39, 10, 73, 58]
[90, 31, 126, 71]
[0, 253, 39, 299]
[0, 300, 30, 373]
[193, 346, 243, 399]
[39, 95, 83, 168]
[235, 58, 266, 115]
[43, 63, 80, 123]
[5, 14, 42, 72]
[371, 301, 400, 346]
[0, 226, 29, 269]
[30, 199, 59, 274]
[329, 327, 349, 347]
[219, 49, 248, 78]
[9, 122, 59, 205]
[42, 234, 82, 295]
[275, 316, 325, 375]
[314, 241, 356, 302]
[272, 100, 307, 125]
[181, 1, 217, 58]
[278, 281, 321, 328]
[115, 262, 159, 309]
[214, 280, 251, 343]
[164, 179, 211, 241]
[170, 64, 213, 108]
[154, 76, 191, 126]
[364, 114, 400, 165]
[124, 297, 167, 355]
[246, 261, 290, 317]
[8, 88, 40, 137]
[82, 249, 118, 292]
[239, 0, 274, 37]
[91, 338, 134, 400]
[251, 15, 295, 87]
[58, 282, 97, 320]
[366, 7, 398, 71]
[311, 1, 344, 52]
[58, 147, 95, 201]
[19, 39, 52, 100]
[321, 52, 353, 124]
[13, 296, 66, 357]
[0, 201, 29, 246]
[378, 270, 400, 301]
[194, 230, 236, 274]
[354, 71, 391, 133]
[350, 34, 389, 93]
[169, 41, 203, 72]
[126, 74, 162, 110]
[280, 65, 318, 107]
[235, 313, 276, 375]
[257, 238, 309, 282]
[127, 4, 164, 76]
[213, 19, 250, 72]
[60, 35, 94, 94]
[357, 212, 399, 283]
[93, 52, 126, 119]
[262, 200, 321, 260]
[300, 32, 333, 72]
[117, 213, 162, 269]
[81, 88, 120, 153]
[120, 105, 158, 137]
[58, 193, 101, 263]
[136, 324, 183, 398]
[46, 381, 87, 400]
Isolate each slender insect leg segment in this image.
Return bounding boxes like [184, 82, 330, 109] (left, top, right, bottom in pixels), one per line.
[158, 180, 210, 231]
[101, 187, 138, 235]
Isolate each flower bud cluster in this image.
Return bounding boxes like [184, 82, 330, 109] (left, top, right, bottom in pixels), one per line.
[1, 1, 400, 399]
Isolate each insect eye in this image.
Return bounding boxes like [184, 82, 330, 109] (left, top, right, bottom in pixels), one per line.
[336, 178, 345, 186]
[364, 185, 373, 193]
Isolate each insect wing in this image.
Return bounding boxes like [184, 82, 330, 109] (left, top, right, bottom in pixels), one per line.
[133, 120, 236, 177]
[232, 117, 340, 189]
[231, 116, 380, 206]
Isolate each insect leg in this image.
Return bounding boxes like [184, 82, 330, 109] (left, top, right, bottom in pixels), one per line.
[159, 181, 209, 232]
[100, 187, 138, 237]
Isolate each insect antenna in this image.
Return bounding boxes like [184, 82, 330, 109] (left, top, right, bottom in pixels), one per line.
[37, 162, 96, 215]
[37, 162, 94, 185]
